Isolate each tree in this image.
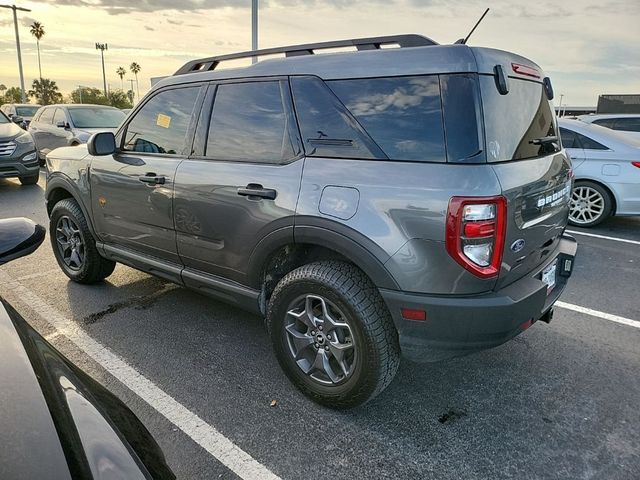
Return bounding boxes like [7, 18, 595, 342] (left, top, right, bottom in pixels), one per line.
[130, 62, 141, 103]
[29, 78, 62, 105]
[30, 21, 45, 80]
[69, 87, 108, 105]
[0, 84, 6, 101]
[116, 66, 126, 90]
[4, 87, 25, 103]
[108, 89, 133, 109]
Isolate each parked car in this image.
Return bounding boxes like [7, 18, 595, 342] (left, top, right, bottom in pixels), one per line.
[0, 110, 39, 185]
[0, 217, 175, 479]
[559, 118, 640, 227]
[45, 34, 577, 408]
[577, 114, 640, 140]
[0, 103, 41, 129]
[29, 104, 125, 163]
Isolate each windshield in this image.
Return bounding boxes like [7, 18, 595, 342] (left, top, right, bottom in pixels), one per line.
[480, 76, 560, 162]
[15, 106, 40, 117]
[68, 107, 125, 128]
[0, 112, 9, 124]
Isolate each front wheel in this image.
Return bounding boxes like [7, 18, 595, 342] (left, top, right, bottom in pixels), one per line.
[50, 198, 116, 283]
[19, 173, 39, 185]
[569, 181, 613, 227]
[267, 261, 400, 409]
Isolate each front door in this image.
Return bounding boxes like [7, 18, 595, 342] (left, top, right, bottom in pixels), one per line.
[174, 79, 304, 286]
[90, 85, 204, 265]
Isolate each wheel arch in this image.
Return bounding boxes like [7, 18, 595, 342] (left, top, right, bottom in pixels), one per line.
[46, 175, 98, 237]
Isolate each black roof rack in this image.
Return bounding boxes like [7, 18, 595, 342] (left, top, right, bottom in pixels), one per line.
[174, 34, 438, 75]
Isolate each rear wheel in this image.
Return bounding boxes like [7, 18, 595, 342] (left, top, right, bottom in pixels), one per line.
[569, 181, 613, 227]
[50, 198, 116, 283]
[267, 261, 400, 409]
[19, 173, 39, 185]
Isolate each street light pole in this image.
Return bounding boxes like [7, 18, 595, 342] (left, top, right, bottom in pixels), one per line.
[95, 42, 108, 98]
[251, 0, 258, 64]
[1, 4, 31, 103]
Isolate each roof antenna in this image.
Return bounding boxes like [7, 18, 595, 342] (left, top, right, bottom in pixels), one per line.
[455, 8, 490, 45]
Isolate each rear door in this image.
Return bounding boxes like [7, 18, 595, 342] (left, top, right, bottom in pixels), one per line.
[480, 75, 572, 288]
[90, 84, 204, 267]
[30, 107, 54, 155]
[174, 79, 303, 286]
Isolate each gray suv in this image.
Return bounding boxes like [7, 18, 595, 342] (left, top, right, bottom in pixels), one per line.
[45, 35, 577, 408]
[0, 111, 39, 185]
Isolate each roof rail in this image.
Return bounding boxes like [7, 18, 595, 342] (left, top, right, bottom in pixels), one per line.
[174, 34, 438, 76]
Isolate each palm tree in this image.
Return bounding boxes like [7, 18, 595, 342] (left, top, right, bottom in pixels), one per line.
[29, 78, 62, 105]
[130, 62, 141, 102]
[116, 66, 126, 90]
[30, 22, 45, 80]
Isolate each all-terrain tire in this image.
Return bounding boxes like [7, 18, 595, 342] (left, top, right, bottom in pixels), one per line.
[267, 261, 400, 409]
[49, 198, 116, 283]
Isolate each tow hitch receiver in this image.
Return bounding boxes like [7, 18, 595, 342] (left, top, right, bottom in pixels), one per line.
[540, 308, 554, 324]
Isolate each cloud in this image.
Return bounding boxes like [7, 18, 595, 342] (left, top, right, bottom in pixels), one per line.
[144, 26, 155, 31]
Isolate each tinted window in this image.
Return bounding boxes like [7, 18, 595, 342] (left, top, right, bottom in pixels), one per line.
[38, 108, 54, 124]
[592, 118, 617, 128]
[612, 117, 640, 132]
[291, 76, 385, 160]
[53, 108, 66, 125]
[124, 87, 199, 155]
[206, 81, 296, 163]
[577, 133, 607, 150]
[328, 76, 446, 162]
[480, 76, 560, 162]
[69, 107, 125, 128]
[559, 127, 580, 149]
[0, 112, 8, 124]
[440, 74, 483, 162]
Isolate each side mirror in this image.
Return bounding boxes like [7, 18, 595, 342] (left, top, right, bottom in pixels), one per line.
[87, 131, 116, 156]
[12, 116, 24, 124]
[0, 218, 46, 266]
[56, 120, 67, 128]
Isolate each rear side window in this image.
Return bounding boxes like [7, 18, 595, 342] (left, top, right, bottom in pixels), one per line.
[291, 76, 385, 160]
[328, 76, 446, 162]
[611, 117, 640, 132]
[39, 108, 54, 124]
[123, 87, 199, 155]
[592, 118, 617, 129]
[480, 76, 560, 162]
[206, 81, 297, 163]
[559, 127, 608, 150]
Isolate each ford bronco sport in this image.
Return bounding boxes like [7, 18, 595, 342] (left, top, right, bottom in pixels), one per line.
[45, 35, 577, 408]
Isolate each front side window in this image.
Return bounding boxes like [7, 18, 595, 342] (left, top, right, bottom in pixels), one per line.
[592, 118, 617, 129]
[328, 76, 447, 162]
[123, 87, 199, 155]
[480, 76, 560, 162]
[206, 81, 297, 163]
[39, 108, 54, 124]
[53, 108, 66, 125]
[612, 117, 640, 132]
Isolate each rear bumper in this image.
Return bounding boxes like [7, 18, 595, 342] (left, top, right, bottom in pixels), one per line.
[380, 234, 578, 362]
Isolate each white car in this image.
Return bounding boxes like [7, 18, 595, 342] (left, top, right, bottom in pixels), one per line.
[559, 118, 640, 227]
[577, 114, 640, 141]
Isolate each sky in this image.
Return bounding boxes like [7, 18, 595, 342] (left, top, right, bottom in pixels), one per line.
[1, 0, 639, 106]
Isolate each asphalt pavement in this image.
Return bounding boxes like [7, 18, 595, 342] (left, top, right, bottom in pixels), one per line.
[1, 171, 639, 480]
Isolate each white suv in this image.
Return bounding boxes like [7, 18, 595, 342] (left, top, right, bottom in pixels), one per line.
[578, 114, 640, 140]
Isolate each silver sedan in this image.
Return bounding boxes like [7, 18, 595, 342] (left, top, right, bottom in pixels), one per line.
[559, 118, 640, 227]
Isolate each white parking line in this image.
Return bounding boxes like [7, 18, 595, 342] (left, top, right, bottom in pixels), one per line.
[566, 230, 640, 246]
[556, 301, 640, 329]
[0, 270, 280, 480]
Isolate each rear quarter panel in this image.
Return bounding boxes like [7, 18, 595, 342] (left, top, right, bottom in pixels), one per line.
[296, 158, 502, 294]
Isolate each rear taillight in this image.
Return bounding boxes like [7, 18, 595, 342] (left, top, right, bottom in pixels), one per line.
[632, 162, 640, 169]
[446, 196, 507, 279]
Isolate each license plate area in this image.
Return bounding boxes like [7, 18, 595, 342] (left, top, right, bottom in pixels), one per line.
[541, 260, 557, 294]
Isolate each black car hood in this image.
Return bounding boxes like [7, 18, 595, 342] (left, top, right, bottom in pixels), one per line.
[0, 121, 22, 140]
[0, 299, 175, 480]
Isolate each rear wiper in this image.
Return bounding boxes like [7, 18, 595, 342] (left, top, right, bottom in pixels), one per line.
[529, 135, 558, 145]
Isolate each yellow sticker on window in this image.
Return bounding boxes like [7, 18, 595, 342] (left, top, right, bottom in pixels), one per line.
[156, 113, 171, 128]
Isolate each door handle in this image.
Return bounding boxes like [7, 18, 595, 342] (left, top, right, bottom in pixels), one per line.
[138, 173, 166, 185]
[237, 183, 277, 200]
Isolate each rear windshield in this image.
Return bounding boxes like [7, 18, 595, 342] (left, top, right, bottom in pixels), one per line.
[480, 76, 560, 162]
[15, 106, 40, 117]
[68, 107, 125, 129]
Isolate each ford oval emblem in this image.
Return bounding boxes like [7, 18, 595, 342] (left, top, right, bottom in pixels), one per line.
[511, 239, 526, 253]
